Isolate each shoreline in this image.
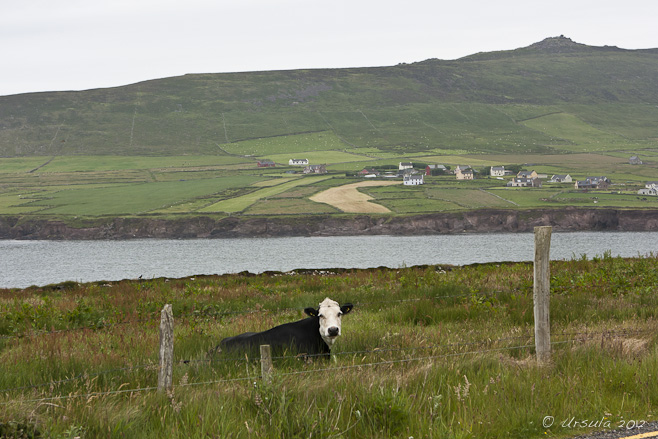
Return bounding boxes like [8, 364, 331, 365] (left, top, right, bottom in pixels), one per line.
[1, 208, 657, 240]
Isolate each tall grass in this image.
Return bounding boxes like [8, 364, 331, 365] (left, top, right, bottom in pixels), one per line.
[1, 256, 657, 438]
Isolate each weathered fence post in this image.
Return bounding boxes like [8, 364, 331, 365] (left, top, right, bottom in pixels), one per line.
[534, 226, 552, 363]
[260, 344, 273, 384]
[158, 304, 174, 392]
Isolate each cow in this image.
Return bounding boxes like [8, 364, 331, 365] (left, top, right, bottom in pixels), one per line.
[217, 298, 353, 358]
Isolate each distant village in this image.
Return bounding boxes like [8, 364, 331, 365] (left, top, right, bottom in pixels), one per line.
[255, 156, 657, 196]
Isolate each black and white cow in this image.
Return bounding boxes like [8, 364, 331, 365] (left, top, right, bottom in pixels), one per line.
[218, 298, 353, 357]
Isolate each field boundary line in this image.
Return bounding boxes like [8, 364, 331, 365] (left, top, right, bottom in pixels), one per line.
[479, 188, 519, 206]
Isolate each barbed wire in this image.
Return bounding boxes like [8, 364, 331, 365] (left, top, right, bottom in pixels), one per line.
[1, 336, 608, 406]
[1, 327, 650, 396]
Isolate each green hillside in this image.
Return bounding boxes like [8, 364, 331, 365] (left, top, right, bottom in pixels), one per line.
[1, 36, 657, 223]
[1, 36, 657, 158]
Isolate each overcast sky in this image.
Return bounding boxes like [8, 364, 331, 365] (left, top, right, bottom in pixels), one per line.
[2, 0, 657, 97]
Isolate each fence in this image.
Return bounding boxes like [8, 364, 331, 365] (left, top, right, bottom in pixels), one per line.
[1, 226, 651, 404]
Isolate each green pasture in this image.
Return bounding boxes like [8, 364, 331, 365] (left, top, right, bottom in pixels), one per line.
[520, 112, 631, 151]
[362, 185, 512, 213]
[562, 103, 658, 140]
[5, 170, 152, 188]
[0, 191, 48, 214]
[201, 175, 331, 213]
[322, 103, 563, 153]
[365, 185, 513, 212]
[0, 157, 50, 173]
[0, 155, 251, 173]
[20, 176, 262, 215]
[245, 197, 338, 215]
[496, 104, 564, 122]
[426, 187, 512, 209]
[1, 257, 657, 438]
[553, 191, 658, 208]
[487, 188, 564, 208]
[342, 147, 399, 158]
[220, 131, 348, 157]
[379, 197, 463, 213]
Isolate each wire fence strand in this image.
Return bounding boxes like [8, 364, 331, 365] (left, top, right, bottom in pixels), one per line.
[2, 335, 620, 406]
[1, 327, 651, 399]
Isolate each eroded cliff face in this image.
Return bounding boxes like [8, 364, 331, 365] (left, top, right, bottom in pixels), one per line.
[1, 208, 657, 240]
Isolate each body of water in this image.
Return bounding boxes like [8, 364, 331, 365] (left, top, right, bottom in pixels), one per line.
[1, 231, 656, 289]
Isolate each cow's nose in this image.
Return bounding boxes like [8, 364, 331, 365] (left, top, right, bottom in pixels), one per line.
[328, 327, 339, 337]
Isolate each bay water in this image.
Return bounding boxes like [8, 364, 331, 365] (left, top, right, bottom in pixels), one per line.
[1, 231, 656, 289]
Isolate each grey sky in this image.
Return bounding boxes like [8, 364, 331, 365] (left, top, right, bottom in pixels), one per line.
[2, 0, 657, 96]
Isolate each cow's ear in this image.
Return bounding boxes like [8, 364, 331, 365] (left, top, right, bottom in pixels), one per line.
[304, 307, 319, 317]
[340, 303, 354, 315]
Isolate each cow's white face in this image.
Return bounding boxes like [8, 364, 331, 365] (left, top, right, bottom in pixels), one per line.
[305, 297, 353, 347]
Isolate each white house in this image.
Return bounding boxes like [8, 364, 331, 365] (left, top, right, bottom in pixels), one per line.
[403, 175, 424, 186]
[289, 158, 309, 166]
[549, 174, 573, 183]
[507, 177, 542, 188]
[638, 187, 658, 196]
[640, 182, 658, 196]
[399, 162, 414, 171]
[490, 166, 505, 177]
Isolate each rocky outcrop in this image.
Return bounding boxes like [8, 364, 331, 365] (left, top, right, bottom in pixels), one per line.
[1, 208, 657, 240]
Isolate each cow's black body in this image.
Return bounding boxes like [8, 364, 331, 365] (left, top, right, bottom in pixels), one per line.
[220, 316, 331, 356]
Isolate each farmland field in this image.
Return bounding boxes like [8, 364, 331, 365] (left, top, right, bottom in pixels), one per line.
[201, 176, 331, 213]
[310, 180, 399, 213]
[0, 147, 656, 220]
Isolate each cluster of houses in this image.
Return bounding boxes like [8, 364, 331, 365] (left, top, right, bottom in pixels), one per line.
[258, 158, 328, 174]
[257, 157, 655, 196]
[574, 176, 611, 190]
[505, 171, 615, 190]
[288, 158, 328, 174]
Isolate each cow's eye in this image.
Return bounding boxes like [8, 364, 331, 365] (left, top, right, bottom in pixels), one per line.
[318, 314, 324, 319]
[338, 312, 343, 317]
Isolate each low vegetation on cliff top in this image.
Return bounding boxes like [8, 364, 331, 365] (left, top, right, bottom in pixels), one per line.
[1, 254, 657, 438]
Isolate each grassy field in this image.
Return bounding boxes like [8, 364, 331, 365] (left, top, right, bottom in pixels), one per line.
[221, 131, 349, 157]
[0, 151, 655, 218]
[1, 255, 657, 438]
[200, 176, 332, 213]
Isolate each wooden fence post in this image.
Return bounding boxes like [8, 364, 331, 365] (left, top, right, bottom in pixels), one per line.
[260, 344, 273, 384]
[534, 226, 552, 363]
[158, 304, 174, 392]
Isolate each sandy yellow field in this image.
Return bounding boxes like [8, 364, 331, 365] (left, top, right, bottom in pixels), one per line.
[310, 180, 399, 213]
